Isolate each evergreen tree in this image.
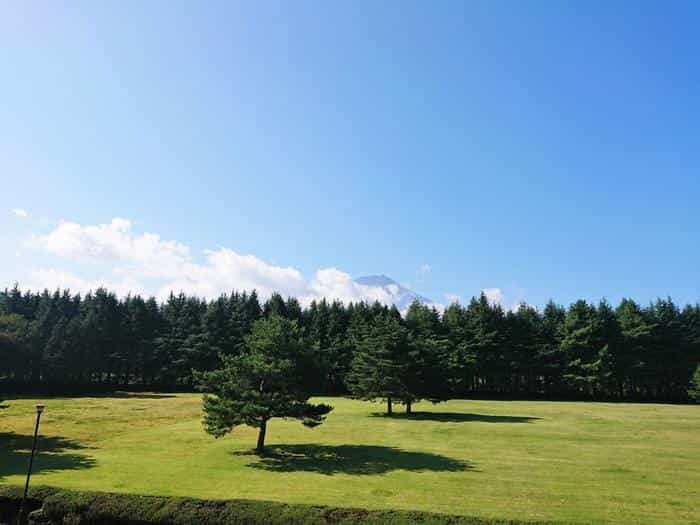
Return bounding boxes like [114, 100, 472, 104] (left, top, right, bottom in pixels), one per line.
[2, 284, 699, 403]
[0, 313, 36, 383]
[263, 293, 288, 318]
[404, 301, 450, 413]
[193, 295, 231, 372]
[649, 298, 685, 399]
[325, 300, 353, 392]
[348, 313, 411, 415]
[442, 302, 475, 396]
[615, 299, 652, 399]
[538, 301, 566, 396]
[561, 300, 603, 396]
[688, 365, 700, 402]
[507, 304, 542, 395]
[196, 316, 332, 452]
[594, 300, 622, 396]
[464, 293, 506, 394]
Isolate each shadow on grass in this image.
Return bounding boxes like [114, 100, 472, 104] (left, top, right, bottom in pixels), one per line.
[236, 444, 474, 475]
[93, 392, 178, 399]
[0, 432, 95, 482]
[370, 411, 540, 423]
[0, 392, 177, 401]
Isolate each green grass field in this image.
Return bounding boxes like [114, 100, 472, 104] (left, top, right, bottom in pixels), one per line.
[1, 395, 698, 524]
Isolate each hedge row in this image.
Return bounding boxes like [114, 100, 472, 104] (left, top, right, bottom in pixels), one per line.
[0, 486, 573, 525]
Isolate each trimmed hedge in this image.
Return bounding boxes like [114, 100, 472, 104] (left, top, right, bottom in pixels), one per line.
[0, 486, 573, 525]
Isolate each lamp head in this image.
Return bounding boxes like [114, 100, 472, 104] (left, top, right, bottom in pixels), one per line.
[35, 404, 45, 414]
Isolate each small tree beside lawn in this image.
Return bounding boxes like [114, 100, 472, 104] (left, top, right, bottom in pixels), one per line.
[197, 315, 332, 452]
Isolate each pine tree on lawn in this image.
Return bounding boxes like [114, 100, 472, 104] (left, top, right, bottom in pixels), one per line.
[348, 313, 411, 415]
[404, 301, 450, 413]
[196, 315, 332, 453]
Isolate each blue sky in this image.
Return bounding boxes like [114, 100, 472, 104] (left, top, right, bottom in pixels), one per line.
[2, 1, 699, 309]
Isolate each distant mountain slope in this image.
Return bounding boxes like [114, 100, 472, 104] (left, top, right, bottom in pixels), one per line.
[353, 274, 431, 311]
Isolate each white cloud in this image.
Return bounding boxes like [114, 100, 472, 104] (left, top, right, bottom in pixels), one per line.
[11, 208, 28, 218]
[417, 263, 432, 277]
[23, 218, 534, 314]
[23, 217, 428, 308]
[304, 268, 397, 305]
[482, 287, 504, 306]
[27, 218, 190, 279]
[158, 248, 307, 300]
[480, 287, 530, 312]
[444, 293, 462, 305]
[25, 269, 145, 297]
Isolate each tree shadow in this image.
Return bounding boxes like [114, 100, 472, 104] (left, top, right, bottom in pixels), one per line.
[370, 411, 540, 423]
[48, 392, 178, 399]
[0, 432, 96, 482]
[0, 392, 177, 400]
[92, 392, 178, 399]
[236, 444, 474, 475]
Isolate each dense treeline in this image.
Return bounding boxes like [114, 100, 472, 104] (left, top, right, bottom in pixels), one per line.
[1, 285, 699, 402]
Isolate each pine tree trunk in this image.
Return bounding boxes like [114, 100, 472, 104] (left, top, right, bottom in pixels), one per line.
[406, 400, 412, 415]
[387, 397, 393, 416]
[256, 419, 268, 452]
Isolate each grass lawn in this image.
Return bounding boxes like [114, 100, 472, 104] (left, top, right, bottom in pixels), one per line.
[0, 395, 698, 524]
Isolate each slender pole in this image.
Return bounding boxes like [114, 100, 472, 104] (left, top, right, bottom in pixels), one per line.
[17, 406, 43, 525]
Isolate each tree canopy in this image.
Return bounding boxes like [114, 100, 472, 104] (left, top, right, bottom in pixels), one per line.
[1, 284, 699, 404]
[196, 315, 332, 451]
[689, 365, 700, 402]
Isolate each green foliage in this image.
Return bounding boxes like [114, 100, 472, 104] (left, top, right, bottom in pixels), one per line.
[196, 316, 332, 450]
[404, 301, 451, 408]
[689, 364, 700, 402]
[2, 283, 700, 402]
[0, 486, 568, 525]
[0, 310, 38, 387]
[348, 313, 411, 413]
[305, 299, 353, 394]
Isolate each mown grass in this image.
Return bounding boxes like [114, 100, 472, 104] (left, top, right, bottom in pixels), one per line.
[1, 394, 698, 524]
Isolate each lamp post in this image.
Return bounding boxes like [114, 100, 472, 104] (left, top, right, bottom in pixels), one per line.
[16, 404, 44, 525]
